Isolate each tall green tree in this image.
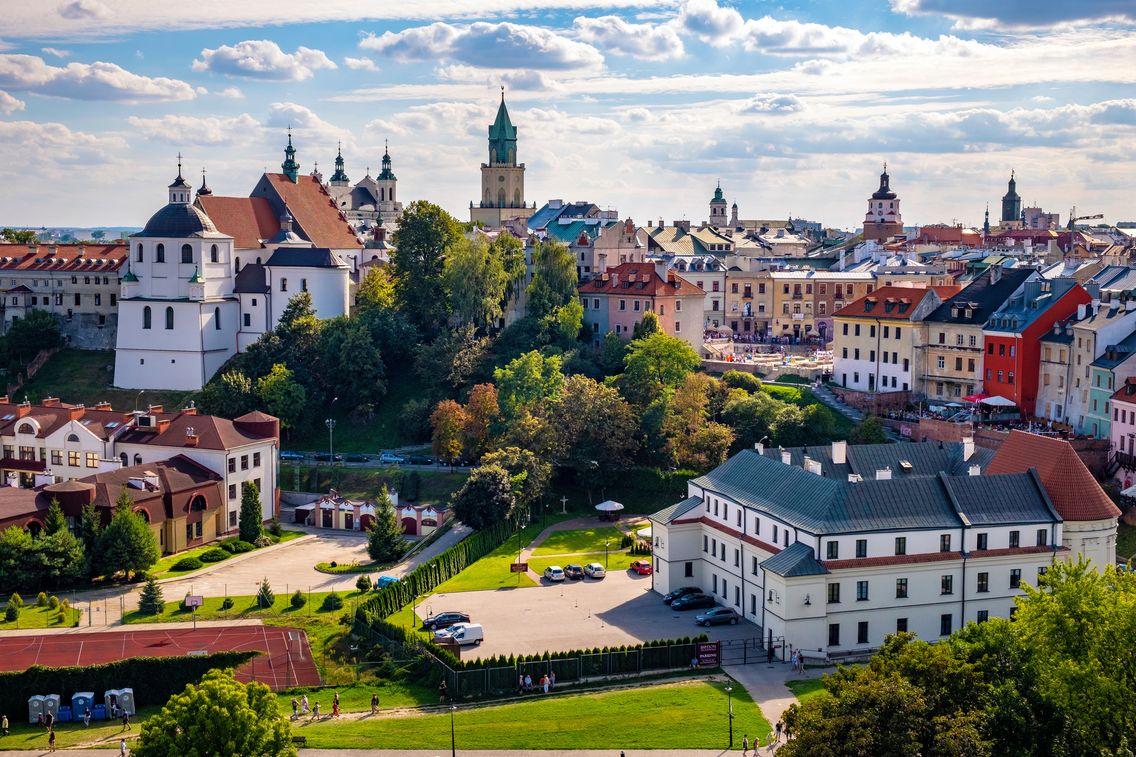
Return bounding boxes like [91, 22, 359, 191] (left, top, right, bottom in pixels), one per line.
[319, 318, 385, 411]
[198, 370, 257, 419]
[256, 363, 307, 431]
[619, 331, 701, 406]
[354, 266, 396, 313]
[525, 239, 577, 321]
[413, 324, 490, 395]
[547, 375, 639, 496]
[444, 235, 507, 331]
[0, 526, 35, 591]
[493, 350, 564, 419]
[32, 529, 86, 588]
[632, 310, 660, 340]
[239, 481, 263, 544]
[137, 577, 165, 616]
[491, 233, 527, 307]
[94, 488, 159, 580]
[850, 415, 888, 445]
[5, 309, 62, 365]
[366, 486, 405, 563]
[462, 383, 500, 461]
[450, 465, 516, 529]
[391, 200, 463, 334]
[134, 669, 295, 757]
[77, 502, 102, 556]
[430, 400, 469, 465]
[43, 500, 66, 535]
[480, 447, 551, 510]
[0, 228, 37, 244]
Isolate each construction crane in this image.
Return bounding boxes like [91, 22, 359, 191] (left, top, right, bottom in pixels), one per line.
[1067, 206, 1104, 230]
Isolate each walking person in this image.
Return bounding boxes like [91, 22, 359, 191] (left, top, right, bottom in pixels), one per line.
[438, 679, 448, 703]
[301, 695, 309, 715]
[332, 700, 340, 719]
[742, 733, 749, 755]
[84, 707, 91, 727]
[311, 702, 320, 721]
[549, 670, 556, 690]
[767, 643, 775, 665]
[48, 728, 56, 752]
[290, 698, 298, 720]
[120, 737, 128, 756]
[1, 713, 8, 736]
[370, 693, 379, 715]
[122, 711, 130, 731]
[333, 691, 339, 711]
[775, 719, 783, 743]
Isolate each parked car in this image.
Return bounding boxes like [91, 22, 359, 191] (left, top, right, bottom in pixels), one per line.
[375, 575, 400, 589]
[434, 622, 483, 646]
[344, 453, 370, 463]
[407, 455, 434, 465]
[695, 607, 740, 626]
[629, 560, 653, 575]
[378, 452, 405, 464]
[583, 563, 606, 579]
[670, 593, 716, 611]
[543, 566, 566, 582]
[664, 587, 702, 605]
[279, 450, 305, 462]
[313, 453, 343, 462]
[563, 564, 585, 580]
[422, 611, 471, 631]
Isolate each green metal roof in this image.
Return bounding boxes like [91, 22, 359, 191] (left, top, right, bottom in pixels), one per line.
[761, 542, 826, 577]
[650, 496, 703, 525]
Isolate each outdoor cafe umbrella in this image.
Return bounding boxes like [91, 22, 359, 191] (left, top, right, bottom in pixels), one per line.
[595, 500, 625, 513]
[979, 395, 1017, 407]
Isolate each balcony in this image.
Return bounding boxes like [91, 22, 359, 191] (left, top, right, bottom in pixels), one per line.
[1117, 451, 1136, 471]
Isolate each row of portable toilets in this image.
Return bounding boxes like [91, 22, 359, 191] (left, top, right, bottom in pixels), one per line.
[28, 689, 135, 724]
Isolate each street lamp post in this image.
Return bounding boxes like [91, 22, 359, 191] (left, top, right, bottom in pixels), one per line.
[605, 539, 610, 569]
[325, 397, 338, 485]
[450, 704, 457, 757]
[725, 681, 734, 748]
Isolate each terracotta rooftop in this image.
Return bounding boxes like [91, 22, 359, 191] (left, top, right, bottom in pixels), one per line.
[578, 262, 704, 297]
[115, 411, 277, 451]
[255, 174, 362, 250]
[833, 285, 946, 321]
[195, 196, 278, 250]
[986, 430, 1120, 521]
[0, 243, 126, 272]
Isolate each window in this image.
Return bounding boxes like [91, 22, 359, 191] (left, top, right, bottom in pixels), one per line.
[239, 455, 248, 471]
[210, 244, 219, 263]
[164, 307, 174, 329]
[827, 583, 840, 603]
[828, 623, 840, 647]
[1010, 569, 1022, 589]
[685, 562, 693, 578]
[136, 244, 144, 262]
[214, 307, 221, 330]
[940, 613, 952, 636]
[937, 356, 945, 369]
[676, 301, 681, 311]
[229, 510, 238, 528]
[156, 243, 165, 263]
[856, 539, 867, 558]
[896, 617, 908, 633]
[1009, 530, 1020, 548]
[281, 278, 288, 292]
[143, 306, 152, 330]
[941, 575, 954, 595]
[940, 534, 951, 552]
[301, 278, 308, 292]
[977, 610, 989, 623]
[896, 578, 908, 598]
[228, 484, 237, 500]
[51, 450, 62, 465]
[895, 537, 906, 555]
[857, 621, 869, 644]
[773, 524, 779, 543]
[856, 581, 869, 601]
[228, 457, 236, 473]
[734, 548, 739, 567]
[976, 532, 988, 551]
[826, 541, 839, 560]
[1036, 528, 1047, 547]
[253, 452, 261, 467]
[244, 313, 251, 327]
[977, 572, 989, 593]
[181, 244, 193, 264]
[68, 451, 80, 466]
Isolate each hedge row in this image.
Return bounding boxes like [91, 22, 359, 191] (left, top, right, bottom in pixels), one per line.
[621, 466, 698, 495]
[0, 651, 257, 716]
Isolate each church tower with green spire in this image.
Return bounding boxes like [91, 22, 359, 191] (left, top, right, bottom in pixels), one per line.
[472, 88, 533, 227]
[329, 142, 349, 187]
[709, 182, 728, 226]
[281, 128, 300, 183]
[1000, 170, 1022, 227]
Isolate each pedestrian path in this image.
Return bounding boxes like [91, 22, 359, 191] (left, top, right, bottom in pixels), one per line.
[810, 384, 903, 441]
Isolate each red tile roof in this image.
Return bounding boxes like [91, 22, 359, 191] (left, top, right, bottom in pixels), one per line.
[256, 174, 362, 250]
[116, 411, 276, 451]
[987, 430, 1120, 521]
[0, 243, 126, 272]
[578, 262, 704, 297]
[195, 196, 278, 249]
[833, 285, 939, 320]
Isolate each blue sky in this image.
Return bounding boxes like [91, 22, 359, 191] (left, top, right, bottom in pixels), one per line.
[1, 0, 1133, 229]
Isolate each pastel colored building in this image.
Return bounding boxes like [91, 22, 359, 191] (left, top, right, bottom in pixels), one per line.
[579, 262, 705, 351]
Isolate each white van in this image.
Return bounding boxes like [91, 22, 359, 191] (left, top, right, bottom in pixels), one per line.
[437, 622, 484, 646]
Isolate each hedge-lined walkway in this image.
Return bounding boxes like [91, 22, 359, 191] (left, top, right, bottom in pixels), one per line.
[518, 516, 648, 582]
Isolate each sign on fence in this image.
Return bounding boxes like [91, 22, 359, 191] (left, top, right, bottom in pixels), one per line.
[697, 641, 720, 667]
[510, 563, 528, 573]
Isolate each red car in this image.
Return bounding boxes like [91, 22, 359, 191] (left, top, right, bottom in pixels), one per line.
[629, 560, 653, 575]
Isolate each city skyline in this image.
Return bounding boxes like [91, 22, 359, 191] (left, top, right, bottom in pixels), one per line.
[1, 0, 1134, 229]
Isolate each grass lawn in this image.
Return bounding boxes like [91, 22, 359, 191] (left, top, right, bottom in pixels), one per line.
[786, 677, 826, 704]
[289, 370, 420, 453]
[122, 588, 369, 625]
[16, 349, 194, 410]
[1118, 522, 1136, 561]
[293, 679, 770, 749]
[430, 515, 575, 594]
[0, 706, 159, 751]
[529, 551, 637, 574]
[275, 680, 435, 716]
[530, 525, 624, 556]
[0, 604, 80, 630]
[150, 529, 305, 579]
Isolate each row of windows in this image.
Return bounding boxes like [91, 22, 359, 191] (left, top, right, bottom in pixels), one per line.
[842, 323, 902, 339]
[987, 342, 1016, 357]
[703, 497, 791, 547]
[8, 276, 113, 287]
[227, 453, 263, 473]
[824, 529, 1047, 560]
[986, 368, 1016, 384]
[829, 613, 973, 647]
[827, 568, 1041, 604]
[142, 306, 224, 330]
[17, 293, 113, 307]
[935, 356, 977, 372]
[228, 477, 263, 500]
[938, 332, 980, 347]
[137, 243, 220, 265]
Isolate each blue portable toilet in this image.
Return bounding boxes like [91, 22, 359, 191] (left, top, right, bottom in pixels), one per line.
[57, 706, 72, 723]
[91, 703, 106, 721]
[72, 692, 94, 719]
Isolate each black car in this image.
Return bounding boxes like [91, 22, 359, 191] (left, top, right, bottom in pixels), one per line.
[313, 453, 344, 462]
[422, 611, 471, 631]
[408, 455, 434, 465]
[344, 454, 370, 463]
[664, 586, 703, 605]
[563, 564, 585, 580]
[670, 593, 717, 611]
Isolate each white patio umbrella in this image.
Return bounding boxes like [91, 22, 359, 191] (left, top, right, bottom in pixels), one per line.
[979, 395, 1017, 407]
[594, 500, 625, 513]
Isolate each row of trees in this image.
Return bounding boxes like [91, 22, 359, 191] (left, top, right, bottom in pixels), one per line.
[0, 490, 159, 593]
[782, 559, 1136, 757]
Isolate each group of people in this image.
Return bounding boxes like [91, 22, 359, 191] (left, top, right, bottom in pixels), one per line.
[291, 691, 382, 722]
[517, 671, 555, 695]
[741, 716, 791, 754]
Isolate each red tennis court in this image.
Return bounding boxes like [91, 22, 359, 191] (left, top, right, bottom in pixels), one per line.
[0, 625, 320, 690]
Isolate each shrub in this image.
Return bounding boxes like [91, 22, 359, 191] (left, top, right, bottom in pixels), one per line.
[199, 548, 229, 563]
[722, 370, 763, 393]
[254, 535, 273, 548]
[229, 540, 256, 554]
[619, 534, 633, 549]
[36, 592, 48, 608]
[137, 577, 164, 616]
[321, 593, 344, 611]
[267, 519, 283, 538]
[8, 593, 22, 609]
[290, 590, 307, 609]
[256, 578, 274, 609]
[4, 605, 17, 622]
[48, 595, 60, 610]
[220, 597, 234, 610]
[171, 557, 203, 572]
[356, 574, 372, 593]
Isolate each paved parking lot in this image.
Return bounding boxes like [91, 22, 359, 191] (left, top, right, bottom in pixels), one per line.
[414, 570, 760, 659]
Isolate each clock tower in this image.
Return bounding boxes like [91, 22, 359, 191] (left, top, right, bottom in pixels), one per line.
[471, 89, 534, 228]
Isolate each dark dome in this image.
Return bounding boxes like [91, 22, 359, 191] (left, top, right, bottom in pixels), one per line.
[134, 203, 219, 238]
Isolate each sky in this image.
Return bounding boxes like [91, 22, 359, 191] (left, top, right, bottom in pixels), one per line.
[0, 0, 1134, 230]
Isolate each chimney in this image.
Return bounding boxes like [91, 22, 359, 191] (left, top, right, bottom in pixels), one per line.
[962, 436, 975, 461]
[147, 404, 164, 414]
[1077, 303, 1087, 320]
[968, 464, 981, 477]
[142, 471, 160, 489]
[780, 448, 791, 466]
[185, 431, 199, 447]
[754, 441, 764, 455]
[16, 403, 31, 418]
[68, 405, 86, 421]
[93, 401, 112, 411]
[832, 439, 847, 465]
[156, 418, 171, 433]
[0, 395, 7, 404]
[875, 467, 892, 480]
[646, 220, 653, 228]
[804, 456, 823, 476]
[1092, 298, 1101, 315]
[41, 397, 61, 407]
[182, 404, 197, 415]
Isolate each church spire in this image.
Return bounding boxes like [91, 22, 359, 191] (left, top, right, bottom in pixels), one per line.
[378, 138, 396, 180]
[196, 167, 212, 197]
[488, 87, 518, 166]
[168, 152, 191, 204]
[983, 203, 990, 236]
[281, 127, 300, 183]
[330, 141, 349, 185]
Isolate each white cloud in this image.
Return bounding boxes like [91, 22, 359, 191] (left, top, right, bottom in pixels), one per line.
[366, 101, 489, 137]
[436, 64, 562, 91]
[0, 119, 124, 174]
[0, 90, 25, 114]
[572, 15, 684, 60]
[0, 54, 195, 101]
[266, 102, 343, 139]
[128, 113, 261, 145]
[41, 47, 70, 58]
[890, 0, 1136, 29]
[677, 0, 745, 43]
[57, 0, 110, 21]
[624, 107, 651, 122]
[192, 40, 336, 81]
[217, 86, 244, 98]
[360, 21, 603, 70]
[344, 56, 378, 71]
[738, 92, 803, 114]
